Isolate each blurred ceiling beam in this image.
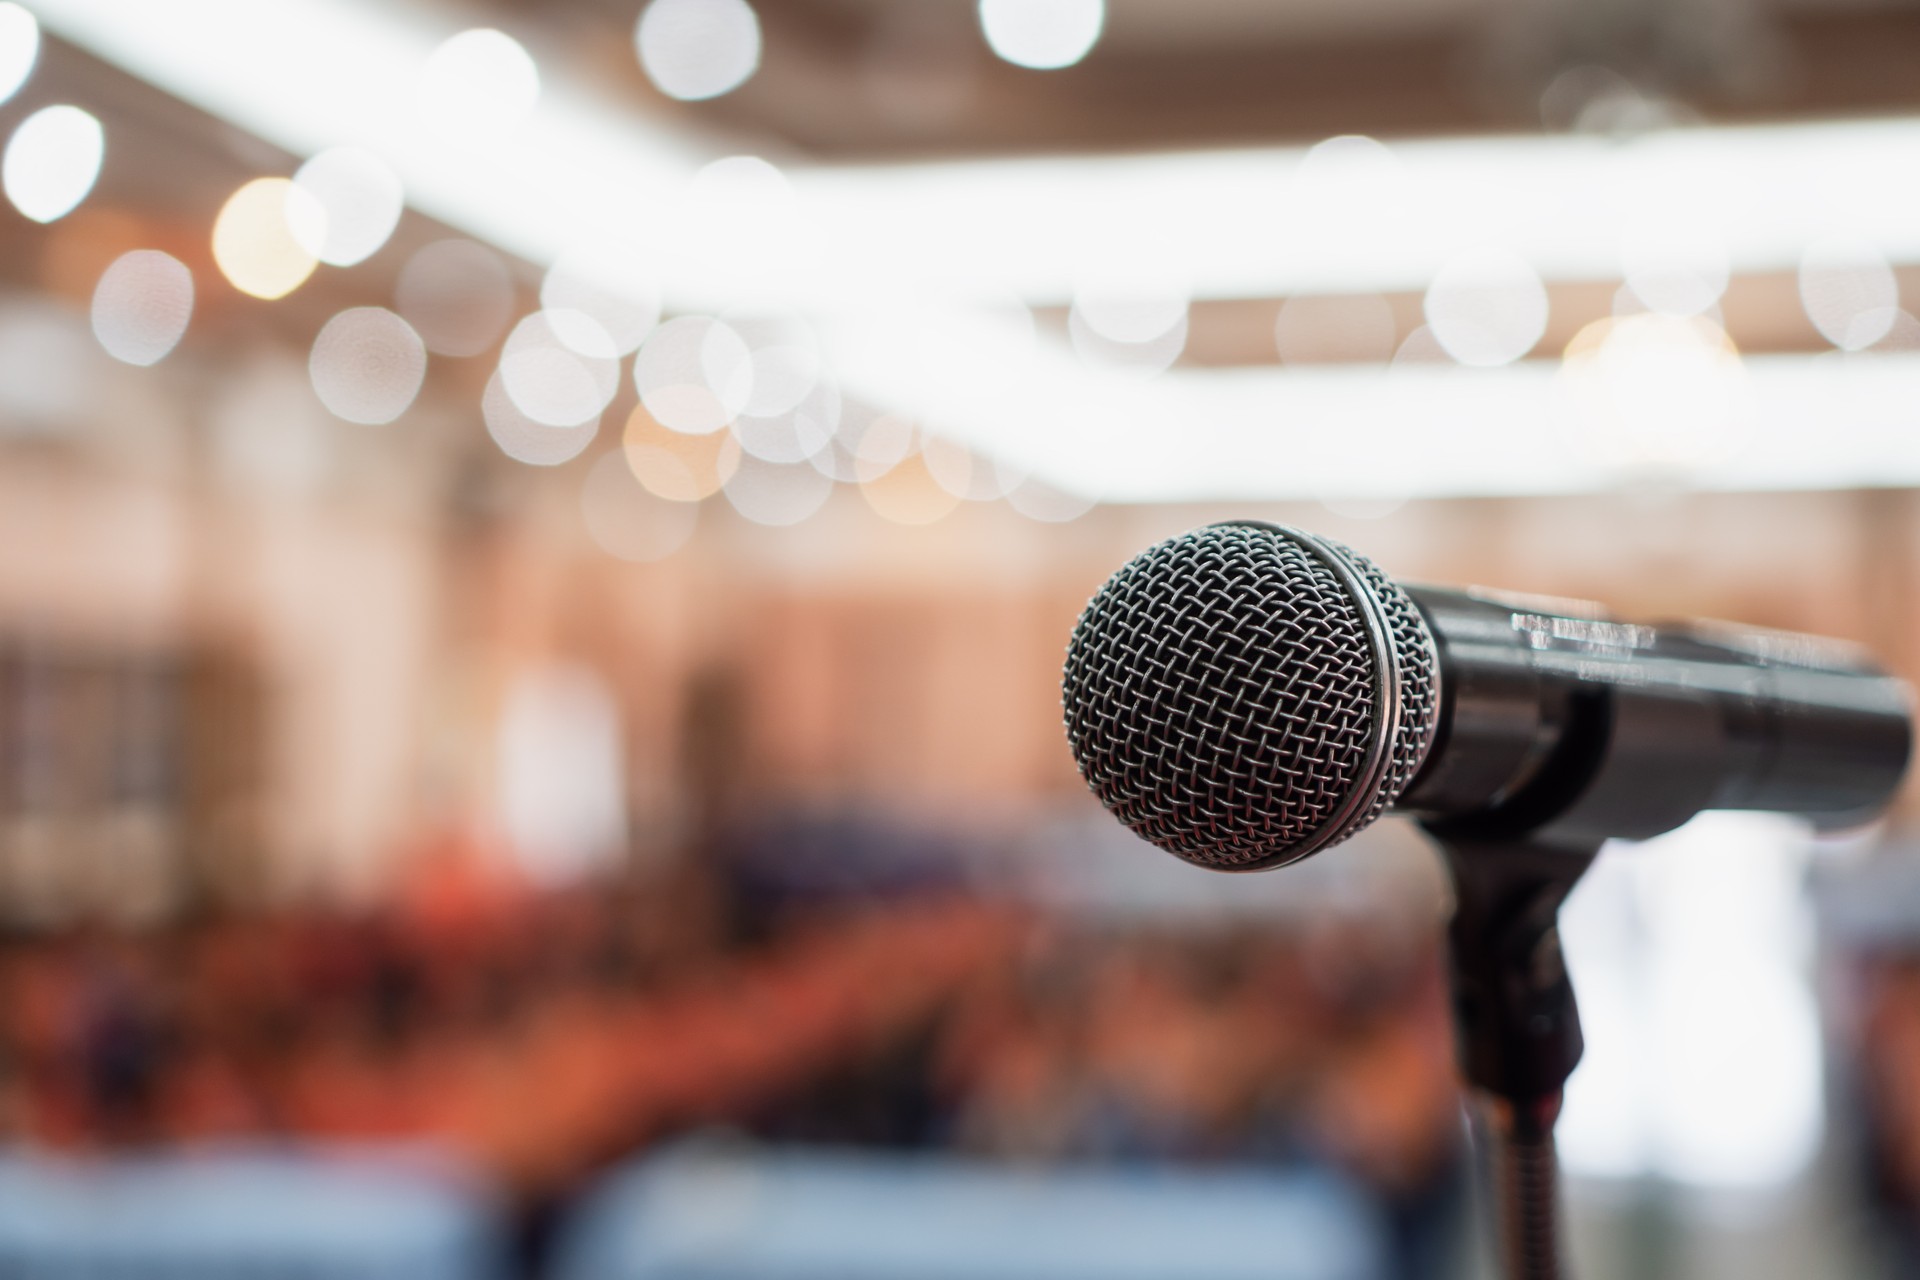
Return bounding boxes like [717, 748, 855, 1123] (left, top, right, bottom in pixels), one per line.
[592, 0, 1920, 160]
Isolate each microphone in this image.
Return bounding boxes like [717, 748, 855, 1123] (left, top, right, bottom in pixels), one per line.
[1062, 520, 1913, 870]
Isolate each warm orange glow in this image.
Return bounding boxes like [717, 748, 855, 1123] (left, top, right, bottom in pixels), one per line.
[623, 403, 741, 501]
[211, 177, 322, 300]
[861, 453, 959, 525]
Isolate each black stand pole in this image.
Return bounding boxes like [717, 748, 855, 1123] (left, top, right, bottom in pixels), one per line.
[1421, 825, 1601, 1280]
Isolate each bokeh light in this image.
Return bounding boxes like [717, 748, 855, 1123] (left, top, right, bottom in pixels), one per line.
[1068, 307, 1186, 376]
[90, 249, 193, 366]
[581, 447, 697, 561]
[1540, 65, 1647, 134]
[722, 452, 833, 526]
[805, 404, 892, 484]
[212, 178, 324, 300]
[680, 155, 818, 299]
[727, 310, 824, 418]
[636, 0, 762, 102]
[921, 433, 977, 501]
[1862, 309, 1920, 355]
[624, 403, 740, 500]
[1274, 293, 1397, 365]
[1283, 135, 1413, 263]
[978, 0, 1104, 70]
[806, 429, 862, 483]
[862, 453, 960, 525]
[418, 28, 540, 138]
[1072, 269, 1189, 347]
[1005, 475, 1096, 522]
[634, 315, 754, 435]
[1295, 133, 1402, 185]
[396, 239, 516, 357]
[1560, 312, 1748, 476]
[734, 378, 839, 465]
[500, 310, 620, 427]
[853, 411, 918, 483]
[0, 4, 39, 107]
[1423, 248, 1549, 367]
[1388, 323, 1451, 371]
[292, 147, 404, 267]
[3, 105, 103, 224]
[1065, 241, 1189, 375]
[725, 310, 836, 464]
[687, 152, 795, 208]
[924, 431, 1020, 502]
[1799, 236, 1899, 351]
[309, 307, 428, 425]
[541, 243, 662, 355]
[483, 370, 598, 466]
[1619, 215, 1729, 318]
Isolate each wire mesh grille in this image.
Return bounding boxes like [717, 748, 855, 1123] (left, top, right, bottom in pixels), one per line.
[1326, 540, 1441, 835]
[1061, 523, 1438, 868]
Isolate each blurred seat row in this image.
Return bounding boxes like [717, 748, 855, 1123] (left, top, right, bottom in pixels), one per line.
[0, 1142, 1385, 1280]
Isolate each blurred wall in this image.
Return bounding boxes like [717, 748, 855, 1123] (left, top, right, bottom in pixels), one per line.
[8, 414, 1920, 905]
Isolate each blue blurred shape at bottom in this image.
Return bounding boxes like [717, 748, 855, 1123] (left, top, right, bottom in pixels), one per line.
[0, 1144, 504, 1280]
[555, 1147, 1386, 1280]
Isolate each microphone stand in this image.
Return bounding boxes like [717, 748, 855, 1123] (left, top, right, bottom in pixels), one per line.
[1420, 824, 1601, 1280]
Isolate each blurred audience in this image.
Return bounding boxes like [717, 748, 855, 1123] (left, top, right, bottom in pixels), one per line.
[0, 817, 1467, 1274]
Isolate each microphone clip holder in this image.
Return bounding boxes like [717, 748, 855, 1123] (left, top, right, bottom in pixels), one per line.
[1420, 822, 1602, 1280]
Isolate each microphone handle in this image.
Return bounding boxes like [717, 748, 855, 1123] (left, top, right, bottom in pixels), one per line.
[1399, 587, 1912, 843]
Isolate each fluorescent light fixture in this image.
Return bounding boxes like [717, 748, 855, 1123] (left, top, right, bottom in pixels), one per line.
[40, 0, 1920, 305]
[796, 122, 1920, 304]
[34, 0, 706, 265]
[832, 337, 1920, 503]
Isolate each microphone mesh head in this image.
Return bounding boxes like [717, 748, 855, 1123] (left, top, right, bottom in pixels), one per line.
[1061, 523, 1440, 870]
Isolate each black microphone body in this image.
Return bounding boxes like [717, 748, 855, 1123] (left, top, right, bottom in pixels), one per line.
[1062, 522, 1913, 870]
[1402, 583, 1912, 846]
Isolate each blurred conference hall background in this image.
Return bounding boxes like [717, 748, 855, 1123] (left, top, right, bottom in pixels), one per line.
[0, 0, 1919, 1277]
